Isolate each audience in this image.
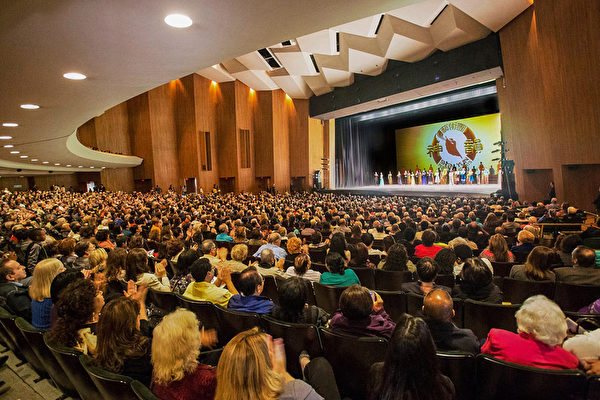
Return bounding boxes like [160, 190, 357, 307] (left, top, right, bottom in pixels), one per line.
[510, 230, 536, 261]
[509, 246, 556, 281]
[29, 258, 65, 330]
[452, 257, 502, 303]
[319, 252, 360, 287]
[125, 248, 170, 292]
[554, 245, 600, 285]
[400, 258, 451, 295]
[183, 258, 237, 306]
[480, 233, 514, 262]
[269, 277, 329, 326]
[227, 267, 274, 313]
[286, 253, 321, 282]
[414, 229, 443, 258]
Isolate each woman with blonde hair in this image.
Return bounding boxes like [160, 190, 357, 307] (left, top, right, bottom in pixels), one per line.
[152, 309, 216, 400]
[89, 248, 108, 292]
[480, 234, 514, 263]
[285, 237, 303, 265]
[509, 246, 556, 282]
[215, 327, 340, 400]
[30, 258, 65, 330]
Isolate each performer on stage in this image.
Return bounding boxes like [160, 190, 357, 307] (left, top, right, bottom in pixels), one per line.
[397, 171, 402, 185]
[422, 169, 427, 185]
[379, 172, 384, 186]
[388, 171, 393, 185]
[497, 162, 503, 186]
[435, 169, 441, 184]
[415, 169, 421, 185]
[483, 167, 489, 184]
[410, 170, 415, 185]
[403, 169, 409, 185]
[374, 171, 379, 185]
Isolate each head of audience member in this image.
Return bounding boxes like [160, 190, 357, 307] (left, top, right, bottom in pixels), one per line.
[259, 248, 276, 268]
[293, 253, 311, 277]
[349, 242, 369, 267]
[382, 243, 409, 272]
[560, 234, 583, 254]
[95, 229, 110, 244]
[238, 266, 263, 297]
[515, 295, 567, 347]
[233, 226, 247, 242]
[267, 233, 281, 246]
[572, 246, 596, 268]
[176, 249, 200, 277]
[89, 248, 108, 273]
[152, 309, 205, 386]
[453, 244, 473, 264]
[325, 251, 346, 275]
[488, 234, 511, 262]
[215, 327, 282, 400]
[361, 232, 375, 248]
[524, 246, 555, 280]
[310, 231, 323, 246]
[58, 238, 77, 256]
[29, 258, 65, 302]
[190, 258, 215, 283]
[201, 240, 217, 256]
[517, 230, 535, 245]
[125, 248, 149, 281]
[105, 248, 127, 282]
[230, 244, 248, 263]
[0, 259, 26, 284]
[403, 227, 416, 242]
[421, 229, 436, 247]
[459, 257, 492, 291]
[29, 228, 46, 243]
[434, 248, 457, 276]
[95, 296, 148, 373]
[382, 235, 396, 253]
[50, 269, 84, 304]
[339, 285, 374, 321]
[74, 241, 94, 258]
[48, 279, 100, 348]
[275, 277, 309, 323]
[329, 233, 348, 257]
[415, 257, 439, 284]
[372, 314, 448, 400]
[423, 289, 455, 323]
[286, 237, 302, 255]
[165, 239, 184, 259]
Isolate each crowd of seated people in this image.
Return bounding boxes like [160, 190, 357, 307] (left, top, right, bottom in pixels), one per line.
[0, 189, 598, 398]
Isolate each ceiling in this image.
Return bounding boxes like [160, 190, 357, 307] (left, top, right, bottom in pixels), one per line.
[0, 0, 532, 177]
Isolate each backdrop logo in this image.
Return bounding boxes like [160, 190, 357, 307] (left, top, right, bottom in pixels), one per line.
[426, 122, 483, 166]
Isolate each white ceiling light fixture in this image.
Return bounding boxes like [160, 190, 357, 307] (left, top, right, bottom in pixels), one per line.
[20, 104, 39, 109]
[66, 164, 72, 167]
[164, 14, 192, 28]
[54, 163, 60, 166]
[90, 166, 95, 168]
[2, 123, 18, 127]
[31, 159, 38, 161]
[9, 151, 19, 154]
[3, 145, 13, 148]
[78, 165, 83, 168]
[63, 72, 87, 80]
[19, 155, 28, 158]
[42, 161, 49, 164]
[0, 136, 13, 140]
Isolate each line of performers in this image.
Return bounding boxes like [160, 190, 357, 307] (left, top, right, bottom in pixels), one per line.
[375, 163, 501, 186]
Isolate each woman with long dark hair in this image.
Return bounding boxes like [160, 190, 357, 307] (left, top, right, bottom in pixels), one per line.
[369, 314, 455, 400]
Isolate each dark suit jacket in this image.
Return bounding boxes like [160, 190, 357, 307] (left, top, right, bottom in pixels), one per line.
[554, 266, 600, 286]
[425, 317, 480, 354]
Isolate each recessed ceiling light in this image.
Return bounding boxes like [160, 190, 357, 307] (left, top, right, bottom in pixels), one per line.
[0, 136, 13, 140]
[164, 14, 192, 28]
[19, 155, 28, 158]
[63, 72, 86, 80]
[2, 123, 18, 127]
[10, 151, 19, 154]
[20, 104, 39, 110]
[66, 164, 72, 167]
[90, 166, 95, 168]
[42, 161, 49, 164]
[31, 159, 38, 162]
[78, 165, 83, 168]
[3, 145, 13, 148]
[54, 163, 60, 166]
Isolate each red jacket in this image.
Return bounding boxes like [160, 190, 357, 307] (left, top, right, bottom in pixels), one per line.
[414, 244, 442, 258]
[482, 329, 579, 370]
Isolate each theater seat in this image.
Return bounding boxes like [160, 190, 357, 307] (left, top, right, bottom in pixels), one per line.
[313, 282, 345, 314]
[79, 353, 139, 400]
[261, 275, 280, 305]
[175, 295, 223, 345]
[437, 351, 476, 400]
[16, 317, 79, 398]
[475, 354, 586, 400]
[491, 261, 516, 277]
[213, 305, 262, 344]
[197, 348, 223, 367]
[553, 282, 600, 312]
[350, 267, 375, 289]
[374, 269, 413, 291]
[131, 379, 160, 400]
[502, 278, 555, 304]
[44, 335, 103, 400]
[146, 289, 178, 314]
[261, 315, 322, 378]
[463, 300, 520, 340]
[0, 308, 46, 377]
[376, 291, 406, 322]
[319, 327, 388, 400]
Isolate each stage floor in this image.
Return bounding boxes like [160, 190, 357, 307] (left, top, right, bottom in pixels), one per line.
[325, 183, 501, 198]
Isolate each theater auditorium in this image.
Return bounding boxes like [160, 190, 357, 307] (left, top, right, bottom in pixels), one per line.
[0, 0, 599, 399]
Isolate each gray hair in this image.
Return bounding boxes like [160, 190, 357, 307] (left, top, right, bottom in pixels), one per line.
[260, 248, 275, 266]
[201, 239, 216, 255]
[267, 232, 281, 244]
[515, 295, 567, 347]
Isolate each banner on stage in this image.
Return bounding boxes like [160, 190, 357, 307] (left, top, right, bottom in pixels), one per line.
[395, 113, 501, 171]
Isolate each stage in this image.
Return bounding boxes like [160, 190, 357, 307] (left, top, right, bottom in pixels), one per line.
[321, 183, 501, 198]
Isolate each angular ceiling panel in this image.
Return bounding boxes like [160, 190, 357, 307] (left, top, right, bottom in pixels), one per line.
[333, 15, 382, 37]
[387, 0, 448, 27]
[271, 45, 318, 76]
[320, 67, 354, 87]
[230, 70, 279, 91]
[236, 52, 272, 71]
[296, 29, 337, 55]
[269, 69, 313, 99]
[303, 74, 333, 96]
[430, 5, 490, 51]
[450, 0, 533, 32]
[196, 64, 236, 83]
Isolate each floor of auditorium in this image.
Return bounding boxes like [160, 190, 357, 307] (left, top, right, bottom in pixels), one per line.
[324, 183, 502, 198]
[0, 343, 65, 400]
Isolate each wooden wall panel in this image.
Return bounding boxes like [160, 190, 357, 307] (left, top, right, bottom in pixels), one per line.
[271, 91, 289, 191]
[147, 83, 180, 190]
[216, 82, 238, 181]
[307, 117, 323, 187]
[562, 165, 600, 214]
[234, 81, 256, 192]
[254, 91, 275, 179]
[288, 99, 310, 188]
[0, 177, 28, 191]
[101, 168, 134, 192]
[76, 119, 97, 149]
[127, 93, 154, 181]
[193, 74, 219, 192]
[519, 169, 554, 204]
[34, 174, 78, 191]
[175, 75, 199, 184]
[497, 0, 600, 210]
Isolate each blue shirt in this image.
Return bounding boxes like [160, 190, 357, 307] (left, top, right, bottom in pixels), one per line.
[216, 233, 234, 242]
[319, 269, 361, 287]
[31, 297, 53, 330]
[253, 244, 287, 260]
[227, 295, 274, 314]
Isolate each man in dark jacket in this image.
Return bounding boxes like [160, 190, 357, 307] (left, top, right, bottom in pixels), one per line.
[423, 289, 480, 353]
[227, 266, 274, 314]
[0, 259, 31, 321]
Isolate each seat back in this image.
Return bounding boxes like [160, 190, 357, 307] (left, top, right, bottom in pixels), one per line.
[16, 318, 78, 397]
[308, 247, 327, 263]
[437, 351, 476, 400]
[369, 254, 382, 266]
[502, 278, 555, 304]
[301, 279, 316, 306]
[147, 289, 178, 313]
[374, 269, 413, 291]
[131, 379, 160, 400]
[261, 315, 322, 378]
[0, 307, 45, 375]
[214, 305, 262, 343]
[319, 328, 388, 399]
[435, 274, 455, 288]
[313, 282, 346, 314]
[554, 282, 600, 312]
[311, 262, 328, 273]
[475, 354, 587, 400]
[197, 348, 223, 367]
[262, 275, 280, 305]
[44, 335, 103, 400]
[0, 306, 21, 356]
[587, 374, 600, 400]
[405, 292, 425, 317]
[491, 261, 516, 277]
[376, 291, 406, 322]
[350, 267, 375, 289]
[79, 354, 138, 400]
[463, 300, 520, 340]
[176, 295, 222, 344]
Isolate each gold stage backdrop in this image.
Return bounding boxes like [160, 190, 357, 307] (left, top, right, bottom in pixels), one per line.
[395, 113, 501, 172]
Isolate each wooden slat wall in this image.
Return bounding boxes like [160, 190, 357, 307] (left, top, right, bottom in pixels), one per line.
[216, 82, 238, 183]
[272, 91, 289, 191]
[34, 174, 78, 191]
[193, 74, 220, 193]
[0, 177, 29, 191]
[497, 0, 600, 209]
[234, 81, 256, 192]
[288, 98, 309, 188]
[254, 91, 275, 179]
[127, 93, 154, 181]
[307, 117, 324, 188]
[76, 119, 96, 149]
